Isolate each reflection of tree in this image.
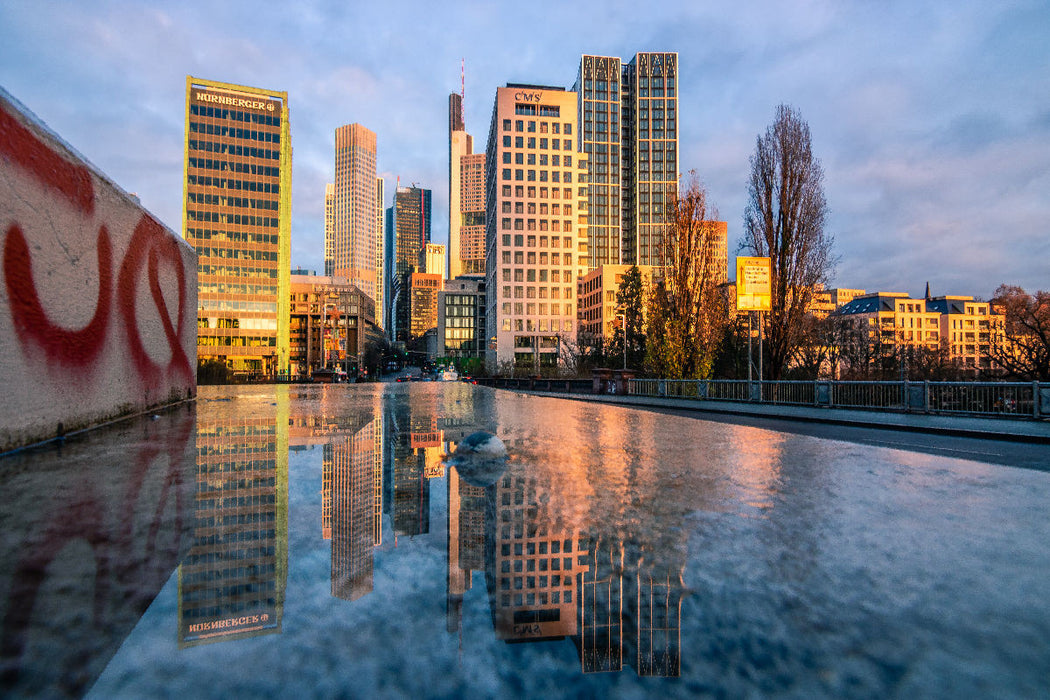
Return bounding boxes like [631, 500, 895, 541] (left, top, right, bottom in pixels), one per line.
[468, 399, 690, 678]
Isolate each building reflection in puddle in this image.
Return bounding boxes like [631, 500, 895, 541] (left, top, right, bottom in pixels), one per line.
[443, 396, 688, 678]
[178, 397, 289, 646]
[180, 387, 726, 680]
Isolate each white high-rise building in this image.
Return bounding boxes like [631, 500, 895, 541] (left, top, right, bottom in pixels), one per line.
[484, 84, 589, 374]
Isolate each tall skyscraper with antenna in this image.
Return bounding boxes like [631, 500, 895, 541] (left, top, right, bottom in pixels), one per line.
[448, 62, 486, 279]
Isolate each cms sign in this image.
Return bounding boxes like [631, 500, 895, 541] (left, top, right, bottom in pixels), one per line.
[514, 91, 542, 102]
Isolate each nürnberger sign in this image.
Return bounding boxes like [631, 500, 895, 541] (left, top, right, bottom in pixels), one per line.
[195, 91, 276, 112]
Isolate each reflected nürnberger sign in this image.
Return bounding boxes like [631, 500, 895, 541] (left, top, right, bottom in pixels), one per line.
[736, 256, 771, 311]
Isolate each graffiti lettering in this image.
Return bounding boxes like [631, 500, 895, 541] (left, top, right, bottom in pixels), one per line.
[117, 216, 194, 385]
[3, 224, 113, 366]
[1, 103, 193, 389]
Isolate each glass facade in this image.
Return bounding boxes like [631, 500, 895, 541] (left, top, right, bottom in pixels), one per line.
[576, 55, 622, 270]
[621, 53, 678, 267]
[184, 77, 291, 377]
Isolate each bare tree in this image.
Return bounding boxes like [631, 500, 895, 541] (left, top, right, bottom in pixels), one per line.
[645, 174, 731, 379]
[743, 104, 835, 380]
[989, 284, 1050, 380]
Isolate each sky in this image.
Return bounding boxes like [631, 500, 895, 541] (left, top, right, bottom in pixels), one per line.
[1, 0, 1047, 300]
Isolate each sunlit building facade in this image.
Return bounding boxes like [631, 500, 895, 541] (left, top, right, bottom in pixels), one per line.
[333, 123, 378, 304]
[577, 264, 655, 342]
[575, 55, 622, 270]
[927, 295, 1004, 374]
[408, 272, 442, 341]
[184, 76, 291, 377]
[422, 243, 447, 280]
[374, 177, 386, 330]
[484, 84, 590, 373]
[449, 93, 487, 279]
[288, 272, 378, 379]
[437, 275, 487, 364]
[621, 52, 679, 267]
[394, 186, 432, 279]
[324, 183, 335, 276]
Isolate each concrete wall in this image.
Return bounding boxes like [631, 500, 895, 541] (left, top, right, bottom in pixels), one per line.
[1, 89, 197, 452]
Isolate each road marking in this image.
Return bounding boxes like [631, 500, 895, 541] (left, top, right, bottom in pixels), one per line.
[862, 439, 1003, 458]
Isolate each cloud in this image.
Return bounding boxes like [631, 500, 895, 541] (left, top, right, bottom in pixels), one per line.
[1, 0, 1046, 291]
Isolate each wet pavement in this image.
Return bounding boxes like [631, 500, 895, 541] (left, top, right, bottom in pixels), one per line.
[2, 383, 1049, 698]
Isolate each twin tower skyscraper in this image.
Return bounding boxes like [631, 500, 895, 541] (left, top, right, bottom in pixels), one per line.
[447, 53, 680, 370]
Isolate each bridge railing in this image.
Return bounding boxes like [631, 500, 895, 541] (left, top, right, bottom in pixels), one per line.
[627, 379, 1046, 420]
[474, 377, 1048, 420]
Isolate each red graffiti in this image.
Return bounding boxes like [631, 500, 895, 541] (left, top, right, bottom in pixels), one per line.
[2, 102, 193, 388]
[3, 223, 113, 366]
[117, 215, 194, 385]
[0, 106, 94, 215]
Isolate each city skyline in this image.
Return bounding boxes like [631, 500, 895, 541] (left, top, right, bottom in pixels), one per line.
[1, 1, 1047, 299]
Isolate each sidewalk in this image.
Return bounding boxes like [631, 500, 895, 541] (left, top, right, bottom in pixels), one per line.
[516, 389, 1050, 444]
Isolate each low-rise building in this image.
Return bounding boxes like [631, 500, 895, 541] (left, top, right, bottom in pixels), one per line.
[833, 292, 941, 350]
[289, 272, 378, 379]
[437, 275, 487, 367]
[577, 264, 655, 344]
[926, 295, 1004, 375]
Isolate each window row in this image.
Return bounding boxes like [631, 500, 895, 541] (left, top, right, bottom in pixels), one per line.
[188, 139, 280, 161]
[197, 335, 277, 347]
[500, 218, 576, 233]
[196, 246, 278, 262]
[501, 135, 575, 151]
[501, 285, 575, 300]
[199, 264, 280, 279]
[503, 119, 572, 135]
[501, 169, 574, 183]
[187, 174, 280, 194]
[500, 259, 571, 278]
[187, 193, 279, 210]
[189, 121, 281, 143]
[501, 318, 573, 332]
[513, 104, 561, 118]
[501, 302, 572, 317]
[190, 104, 282, 126]
[499, 185, 576, 200]
[501, 201, 574, 215]
[499, 235, 573, 251]
[187, 210, 280, 228]
[199, 282, 278, 296]
[501, 152, 573, 167]
[187, 227, 279, 246]
[188, 158, 280, 178]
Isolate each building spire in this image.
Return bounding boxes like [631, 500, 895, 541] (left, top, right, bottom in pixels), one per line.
[925, 281, 930, 300]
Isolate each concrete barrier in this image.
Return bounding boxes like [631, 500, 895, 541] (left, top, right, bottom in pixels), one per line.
[1, 88, 197, 452]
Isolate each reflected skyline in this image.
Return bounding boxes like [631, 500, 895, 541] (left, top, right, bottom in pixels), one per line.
[7, 383, 1048, 697]
[178, 400, 288, 647]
